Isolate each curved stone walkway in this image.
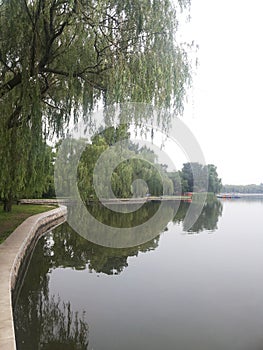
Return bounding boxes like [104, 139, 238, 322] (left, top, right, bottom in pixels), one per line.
[0, 206, 67, 350]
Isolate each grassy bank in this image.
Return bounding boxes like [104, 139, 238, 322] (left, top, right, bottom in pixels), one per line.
[0, 204, 56, 244]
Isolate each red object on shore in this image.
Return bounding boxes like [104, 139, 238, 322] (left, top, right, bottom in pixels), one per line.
[185, 198, 192, 203]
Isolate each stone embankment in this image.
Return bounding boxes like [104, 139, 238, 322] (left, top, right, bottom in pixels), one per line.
[0, 206, 67, 350]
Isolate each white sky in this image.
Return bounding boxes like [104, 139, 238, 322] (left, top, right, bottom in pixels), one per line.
[174, 0, 263, 185]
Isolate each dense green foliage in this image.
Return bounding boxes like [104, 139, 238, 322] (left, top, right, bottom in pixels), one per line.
[178, 162, 222, 193]
[55, 132, 222, 200]
[207, 164, 222, 193]
[0, 0, 193, 210]
[222, 183, 263, 193]
[77, 125, 174, 200]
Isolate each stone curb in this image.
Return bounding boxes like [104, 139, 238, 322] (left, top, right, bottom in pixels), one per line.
[0, 206, 67, 350]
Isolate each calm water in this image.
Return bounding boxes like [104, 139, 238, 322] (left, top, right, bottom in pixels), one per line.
[14, 198, 263, 350]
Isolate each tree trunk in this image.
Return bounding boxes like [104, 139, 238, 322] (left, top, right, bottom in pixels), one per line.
[3, 197, 12, 212]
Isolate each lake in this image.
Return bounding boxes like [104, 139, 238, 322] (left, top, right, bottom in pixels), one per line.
[14, 197, 263, 350]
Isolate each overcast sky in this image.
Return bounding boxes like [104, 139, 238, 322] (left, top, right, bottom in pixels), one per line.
[174, 0, 263, 185]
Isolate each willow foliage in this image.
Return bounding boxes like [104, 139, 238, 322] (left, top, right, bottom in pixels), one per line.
[0, 0, 193, 208]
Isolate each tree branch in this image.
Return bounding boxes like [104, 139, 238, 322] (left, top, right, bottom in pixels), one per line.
[41, 67, 106, 91]
[7, 105, 22, 129]
[0, 51, 15, 74]
[0, 73, 22, 99]
[22, 0, 34, 27]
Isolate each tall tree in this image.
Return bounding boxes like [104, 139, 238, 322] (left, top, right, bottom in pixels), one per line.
[76, 126, 174, 200]
[0, 0, 193, 210]
[207, 164, 222, 194]
[180, 162, 222, 194]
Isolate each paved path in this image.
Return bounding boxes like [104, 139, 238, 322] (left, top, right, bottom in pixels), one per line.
[0, 206, 67, 350]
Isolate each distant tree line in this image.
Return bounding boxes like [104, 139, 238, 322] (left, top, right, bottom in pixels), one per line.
[168, 162, 222, 194]
[43, 127, 224, 200]
[54, 126, 222, 200]
[222, 183, 263, 193]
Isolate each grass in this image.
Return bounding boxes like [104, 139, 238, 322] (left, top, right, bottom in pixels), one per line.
[0, 204, 56, 244]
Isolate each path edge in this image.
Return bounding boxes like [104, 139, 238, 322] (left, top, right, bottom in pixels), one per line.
[0, 205, 67, 350]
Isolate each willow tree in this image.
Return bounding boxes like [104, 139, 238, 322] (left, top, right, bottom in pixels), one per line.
[0, 0, 193, 211]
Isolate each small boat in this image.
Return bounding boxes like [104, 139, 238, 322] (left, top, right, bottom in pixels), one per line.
[217, 193, 241, 199]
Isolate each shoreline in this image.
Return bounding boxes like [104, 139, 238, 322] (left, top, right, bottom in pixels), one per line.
[0, 206, 67, 350]
[19, 195, 193, 206]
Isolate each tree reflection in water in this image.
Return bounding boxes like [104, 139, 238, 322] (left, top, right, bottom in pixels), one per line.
[14, 258, 89, 350]
[14, 198, 223, 349]
[173, 197, 223, 233]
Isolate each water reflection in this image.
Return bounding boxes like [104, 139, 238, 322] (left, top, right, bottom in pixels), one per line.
[14, 236, 89, 350]
[69, 198, 223, 248]
[27, 199, 223, 274]
[174, 199, 223, 233]
[14, 198, 223, 349]
[66, 200, 179, 248]
[86, 201, 161, 228]
[48, 223, 160, 274]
